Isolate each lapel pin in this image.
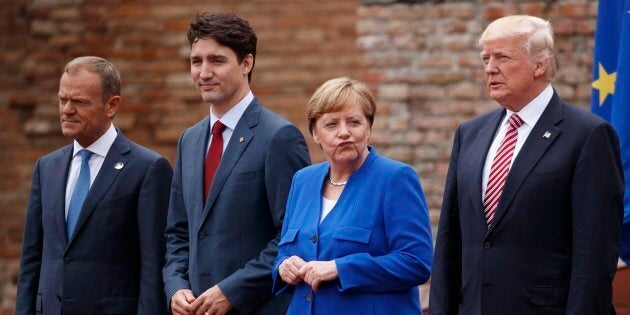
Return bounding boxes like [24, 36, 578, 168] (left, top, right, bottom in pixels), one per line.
[239, 137, 244, 143]
[114, 162, 124, 169]
[543, 131, 551, 139]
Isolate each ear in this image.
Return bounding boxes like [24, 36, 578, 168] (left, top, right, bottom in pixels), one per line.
[242, 54, 254, 76]
[106, 95, 120, 118]
[311, 127, 321, 145]
[533, 60, 549, 78]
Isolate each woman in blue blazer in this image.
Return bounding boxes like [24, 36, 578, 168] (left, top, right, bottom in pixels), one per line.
[272, 77, 433, 314]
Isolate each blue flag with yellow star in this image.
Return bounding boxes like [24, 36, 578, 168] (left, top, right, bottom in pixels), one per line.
[592, 0, 630, 263]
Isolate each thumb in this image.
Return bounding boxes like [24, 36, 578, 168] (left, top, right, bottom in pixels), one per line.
[182, 289, 196, 303]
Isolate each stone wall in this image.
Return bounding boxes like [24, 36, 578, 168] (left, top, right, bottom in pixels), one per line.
[0, 0, 596, 312]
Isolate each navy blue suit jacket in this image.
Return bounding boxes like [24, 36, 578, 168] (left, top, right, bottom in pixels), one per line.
[430, 92, 624, 314]
[163, 99, 310, 314]
[16, 132, 173, 315]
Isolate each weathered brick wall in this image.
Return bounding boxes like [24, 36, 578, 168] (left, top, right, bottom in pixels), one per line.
[358, 0, 596, 228]
[0, 0, 597, 312]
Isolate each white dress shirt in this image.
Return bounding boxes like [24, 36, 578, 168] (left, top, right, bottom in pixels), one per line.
[207, 90, 254, 153]
[65, 123, 118, 219]
[481, 84, 553, 199]
[320, 196, 337, 223]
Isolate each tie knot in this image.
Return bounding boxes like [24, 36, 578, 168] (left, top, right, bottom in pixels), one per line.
[212, 121, 225, 136]
[509, 114, 524, 129]
[79, 149, 93, 162]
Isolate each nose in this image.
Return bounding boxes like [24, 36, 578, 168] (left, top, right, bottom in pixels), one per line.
[199, 61, 213, 80]
[485, 57, 499, 74]
[60, 100, 75, 114]
[337, 122, 350, 138]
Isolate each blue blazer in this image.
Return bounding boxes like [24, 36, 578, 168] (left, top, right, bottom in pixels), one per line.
[16, 132, 173, 315]
[273, 148, 433, 315]
[163, 99, 310, 314]
[429, 92, 623, 314]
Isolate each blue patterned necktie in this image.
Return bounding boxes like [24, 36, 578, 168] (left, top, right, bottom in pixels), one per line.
[66, 149, 93, 239]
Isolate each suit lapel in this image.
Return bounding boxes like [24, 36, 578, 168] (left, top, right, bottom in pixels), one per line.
[468, 110, 505, 225]
[194, 118, 211, 212]
[54, 146, 74, 245]
[67, 133, 130, 245]
[200, 100, 259, 229]
[488, 93, 563, 235]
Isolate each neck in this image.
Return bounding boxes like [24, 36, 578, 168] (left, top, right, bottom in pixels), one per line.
[328, 147, 370, 184]
[210, 85, 250, 118]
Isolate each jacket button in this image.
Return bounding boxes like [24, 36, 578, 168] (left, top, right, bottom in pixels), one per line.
[484, 241, 492, 249]
[199, 232, 206, 239]
[64, 257, 70, 264]
[311, 235, 317, 243]
[306, 293, 312, 301]
[57, 295, 62, 302]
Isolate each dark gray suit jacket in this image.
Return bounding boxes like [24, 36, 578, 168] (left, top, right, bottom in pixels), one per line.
[16, 132, 173, 315]
[430, 92, 623, 315]
[163, 99, 310, 314]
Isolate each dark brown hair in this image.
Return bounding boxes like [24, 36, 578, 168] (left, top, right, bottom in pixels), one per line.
[188, 12, 257, 82]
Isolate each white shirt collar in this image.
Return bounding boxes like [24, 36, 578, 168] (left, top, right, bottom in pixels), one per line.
[504, 84, 553, 128]
[73, 123, 118, 158]
[210, 90, 254, 131]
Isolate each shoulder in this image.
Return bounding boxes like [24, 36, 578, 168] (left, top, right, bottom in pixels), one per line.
[369, 151, 415, 176]
[294, 161, 327, 181]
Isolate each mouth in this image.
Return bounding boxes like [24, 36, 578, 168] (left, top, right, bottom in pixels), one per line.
[488, 81, 503, 89]
[199, 83, 219, 91]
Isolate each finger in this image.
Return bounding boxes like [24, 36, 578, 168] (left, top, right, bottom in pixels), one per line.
[183, 290, 196, 304]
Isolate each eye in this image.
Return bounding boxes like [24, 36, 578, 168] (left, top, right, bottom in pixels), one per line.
[190, 58, 201, 65]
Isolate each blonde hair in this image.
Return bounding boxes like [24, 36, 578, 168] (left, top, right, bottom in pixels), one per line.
[478, 15, 558, 80]
[306, 77, 376, 135]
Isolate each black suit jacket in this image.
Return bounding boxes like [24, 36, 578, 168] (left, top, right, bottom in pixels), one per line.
[16, 132, 173, 315]
[163, 99, 311, 314]
[430, 92, 623, 314]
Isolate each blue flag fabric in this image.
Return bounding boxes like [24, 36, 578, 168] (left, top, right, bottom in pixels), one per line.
[592, 0, 630, 263]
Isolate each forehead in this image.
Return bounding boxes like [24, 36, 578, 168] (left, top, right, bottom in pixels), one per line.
[481, 36, 525, 55]
[190, 38, 236, 58]
[59, 69, 102, 95]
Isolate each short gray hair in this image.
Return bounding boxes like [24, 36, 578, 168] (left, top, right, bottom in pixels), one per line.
[64, 56, 121, 102]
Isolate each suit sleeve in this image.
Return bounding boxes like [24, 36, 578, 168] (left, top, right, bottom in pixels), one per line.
[271, 174, 298, 295]
[137, 157, 173, 315]
[163, 131, 193, 305]
[566, 122, 623, 313]
[334, 165, 433, 292]
[15, 160, 44, 315]
[218, 124, 310, 313]
[429, 126, 463, 315]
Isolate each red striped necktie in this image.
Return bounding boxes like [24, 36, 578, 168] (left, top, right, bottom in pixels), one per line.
[483, 114, 524, 227]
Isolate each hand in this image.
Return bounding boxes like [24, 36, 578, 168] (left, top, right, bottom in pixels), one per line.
[171, 289, 196, 315]
[190, 285, 232, 315]
[300, 260, 338, 292]
[279, 255, 307, 285]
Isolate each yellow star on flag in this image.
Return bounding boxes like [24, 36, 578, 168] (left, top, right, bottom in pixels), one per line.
[592, 63, 617, 106]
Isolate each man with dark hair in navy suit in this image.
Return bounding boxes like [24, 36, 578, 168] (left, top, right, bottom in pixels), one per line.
[163, 13, 310, 315]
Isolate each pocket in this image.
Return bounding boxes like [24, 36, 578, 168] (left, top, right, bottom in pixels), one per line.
[332, 226, 372, 244]
[526, 285, 568, 306]
[279, 228, 299, 245]
[36, 293, 43, 312]
[228, 171, 257, 183]
[524, 172, 563, 183]
[97, 296, 138, 314]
